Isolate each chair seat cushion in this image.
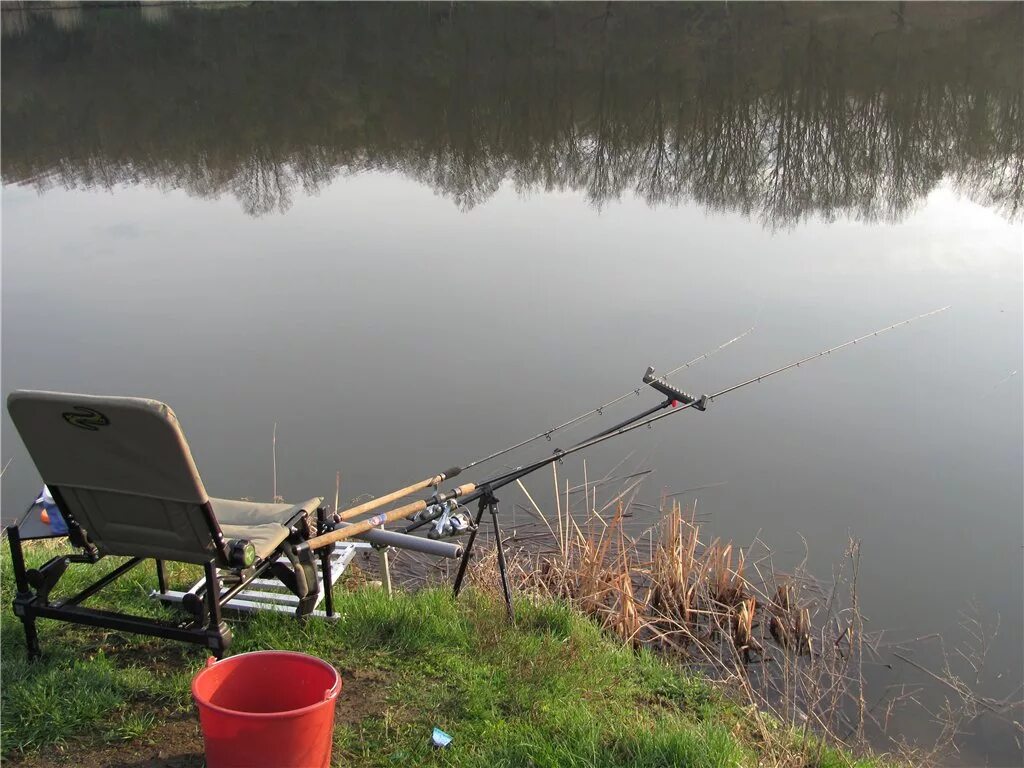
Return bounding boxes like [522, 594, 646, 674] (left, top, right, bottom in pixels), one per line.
[210, 497, 322, 560]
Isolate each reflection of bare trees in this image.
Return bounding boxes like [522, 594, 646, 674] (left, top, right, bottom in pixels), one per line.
[2, 3, 1020, 226]
[1, 4, 83, 37]
[228, 151, 298, 217]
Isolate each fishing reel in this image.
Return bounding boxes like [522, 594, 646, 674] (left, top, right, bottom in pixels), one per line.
[407, 499, 473, 539]
[428, 506, 473, 540]
[407, 502, 444, 526]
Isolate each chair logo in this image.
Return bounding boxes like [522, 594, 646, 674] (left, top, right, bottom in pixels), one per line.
[62, 406, 110, 431]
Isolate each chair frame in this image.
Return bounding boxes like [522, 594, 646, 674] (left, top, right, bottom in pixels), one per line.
[6, 488, 335, 660]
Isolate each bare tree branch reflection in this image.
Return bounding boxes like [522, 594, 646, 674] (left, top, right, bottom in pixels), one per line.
[2, 2, 1020, 227]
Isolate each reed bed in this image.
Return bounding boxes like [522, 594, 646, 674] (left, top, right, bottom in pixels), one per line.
[433, 466, 1022, 764]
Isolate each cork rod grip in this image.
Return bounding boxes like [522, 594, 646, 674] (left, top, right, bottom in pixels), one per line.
[307, 482, 477, 550]
[337, 468, 458, 521]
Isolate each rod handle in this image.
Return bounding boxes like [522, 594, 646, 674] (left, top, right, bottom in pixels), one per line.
[340, 476, 432, 520]
[306, 482, 477, 550]
[308, 500, 426, 548]
[337, 468, 463, 521]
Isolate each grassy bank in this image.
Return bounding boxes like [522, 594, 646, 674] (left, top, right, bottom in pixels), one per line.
[1, 544, 877, 767]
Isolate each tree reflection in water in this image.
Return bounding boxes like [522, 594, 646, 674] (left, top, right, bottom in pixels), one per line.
[2, 2, 1021, 226]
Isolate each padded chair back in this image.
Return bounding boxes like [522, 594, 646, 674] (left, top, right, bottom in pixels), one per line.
[7, 390, 224, 564]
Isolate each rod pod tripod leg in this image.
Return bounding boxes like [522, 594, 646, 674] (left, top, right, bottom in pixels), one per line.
[487, 494, 515, 622]
[451, 505, 484, 597]
[452, 489, 515, 622]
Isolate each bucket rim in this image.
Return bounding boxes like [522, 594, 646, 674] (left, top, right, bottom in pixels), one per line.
[192, 650, 341, 720]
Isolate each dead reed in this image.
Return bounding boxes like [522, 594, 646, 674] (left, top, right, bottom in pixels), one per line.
[442, 464, 1023, 764]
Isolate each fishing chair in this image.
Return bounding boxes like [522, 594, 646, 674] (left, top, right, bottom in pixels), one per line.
[5, 390, 330, 659]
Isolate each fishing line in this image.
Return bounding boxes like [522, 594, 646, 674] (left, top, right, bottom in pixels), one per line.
[313, 306, 948, 548]
[403, 306, 950, 537]
[456, 324, 756, 473]
[462, 305, 951, 502]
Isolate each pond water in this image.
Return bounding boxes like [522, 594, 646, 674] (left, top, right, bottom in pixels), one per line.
[1, 3, 1021, 764]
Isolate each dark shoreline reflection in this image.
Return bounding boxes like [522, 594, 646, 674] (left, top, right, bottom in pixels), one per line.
[2, 2, 1021, 225]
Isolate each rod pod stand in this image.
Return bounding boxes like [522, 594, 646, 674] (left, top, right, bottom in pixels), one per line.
[452, 486, 514, 622]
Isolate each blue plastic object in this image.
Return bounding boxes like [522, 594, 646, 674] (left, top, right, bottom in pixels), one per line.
[35, 486, 68, 535]
[431, 727, 453, 748]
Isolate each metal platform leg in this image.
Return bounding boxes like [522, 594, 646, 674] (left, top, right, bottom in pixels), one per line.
[155, 542, 370, 618]
[379, 547, 394, 597]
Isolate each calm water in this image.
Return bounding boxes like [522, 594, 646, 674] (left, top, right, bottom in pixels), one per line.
[2, 3, 1022, 764]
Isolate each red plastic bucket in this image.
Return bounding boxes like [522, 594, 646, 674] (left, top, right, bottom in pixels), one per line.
[192, 651, 342, 768]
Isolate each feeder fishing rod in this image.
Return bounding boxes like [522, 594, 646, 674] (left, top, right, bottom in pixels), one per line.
[400, 392, 684, 536]
[300, 306, 948, 552]
[331, 326, 752, 522]
[451, 304, 953, 505]
[321, 394, 677, 544]
[456, 325, 755, 472]
[334, 470, 462, 521]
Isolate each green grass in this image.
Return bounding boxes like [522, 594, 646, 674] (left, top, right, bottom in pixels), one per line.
[0, 543, 883, 767]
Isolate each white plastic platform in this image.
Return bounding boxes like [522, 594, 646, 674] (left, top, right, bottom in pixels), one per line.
[154, 541, 373, 618]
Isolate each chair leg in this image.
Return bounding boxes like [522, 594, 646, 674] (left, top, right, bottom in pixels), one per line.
[204, 562, 222, 628]
[23, 617, 41, 660]
[7, 525, 42, 660]
[317, 508, 335, 618]
[8, 525, 32, 596]
[155, 559, 168, 595]
[204, 561, 231, 657]
[320, 551, 335, 618]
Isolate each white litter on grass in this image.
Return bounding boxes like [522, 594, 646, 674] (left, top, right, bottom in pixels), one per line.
[431, 727, 453, 748]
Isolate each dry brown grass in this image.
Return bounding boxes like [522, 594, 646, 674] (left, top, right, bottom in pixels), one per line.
[437, 466, 1023, 765]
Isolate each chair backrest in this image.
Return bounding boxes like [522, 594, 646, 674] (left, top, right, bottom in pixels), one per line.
[7, 390, 225, 564]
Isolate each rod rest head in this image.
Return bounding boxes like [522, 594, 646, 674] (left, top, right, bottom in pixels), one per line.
[643, 366, 707, 411]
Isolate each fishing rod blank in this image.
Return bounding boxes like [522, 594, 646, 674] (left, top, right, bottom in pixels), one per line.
[335, 469, 461, 521]
[305, 483, 478, 547]
[436, 309, 946, 524]
[456, 325, 752, 472]
[460, 305, 954, 504]
[302, 306, 947, 552]
[401, 396, 676, 536]
[456, 305, 952, 505]
[330, 326, 752, 522]
[399, 363, 717, 535]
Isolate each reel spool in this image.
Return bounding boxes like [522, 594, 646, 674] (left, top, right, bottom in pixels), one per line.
[423, 499, 474, 540]
[429, 510, 472, 540]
